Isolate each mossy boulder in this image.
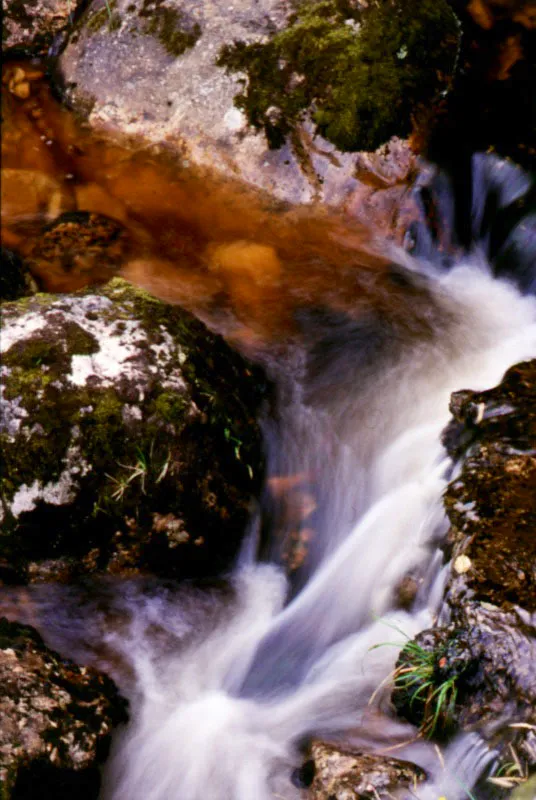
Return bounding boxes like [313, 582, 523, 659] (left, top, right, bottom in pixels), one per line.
[0, 278, 267, 583]
[0, 616, 127, 800]
[58, 0, 424, 206]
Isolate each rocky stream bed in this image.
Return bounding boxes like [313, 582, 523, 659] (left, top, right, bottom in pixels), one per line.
[1, 1, 535, 798]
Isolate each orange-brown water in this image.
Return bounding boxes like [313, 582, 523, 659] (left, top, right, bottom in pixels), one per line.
[2, 59, 434, 356]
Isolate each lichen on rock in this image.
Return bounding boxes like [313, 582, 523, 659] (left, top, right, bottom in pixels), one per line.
[0, 278, 267, 583]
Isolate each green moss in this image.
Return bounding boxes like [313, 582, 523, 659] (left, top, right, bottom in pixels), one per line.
[152, 391, 189, 424]
[139, 3, 201, 57]
[3, 341, 59, 372]
[86, 0, 120, 34]
[0, 278, 267, 577]
[217, 0, 459, 151]
[2, 365, 55, 401]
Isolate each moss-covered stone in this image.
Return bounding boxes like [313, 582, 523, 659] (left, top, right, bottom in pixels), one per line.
[0, 278, 267, 583]
[217, 0, 460, 152]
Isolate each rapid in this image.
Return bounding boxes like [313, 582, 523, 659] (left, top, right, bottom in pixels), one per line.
[5, 154, 534, 800]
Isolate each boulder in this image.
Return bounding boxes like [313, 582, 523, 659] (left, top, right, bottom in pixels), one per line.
[0, 616, 127, 800]
[0, 278, 267, 584]
[56, 0, 459, 207]
[392, 361, 536, 788]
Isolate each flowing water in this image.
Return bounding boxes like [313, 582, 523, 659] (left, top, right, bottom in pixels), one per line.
[3, 152, 535, 799]
[2, 61, 536, 799]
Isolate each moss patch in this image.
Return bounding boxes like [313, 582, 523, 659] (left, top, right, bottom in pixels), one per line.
[86, 0, 120, 34]
[139, 1, 202, 57]
[217, 0, 459, 151]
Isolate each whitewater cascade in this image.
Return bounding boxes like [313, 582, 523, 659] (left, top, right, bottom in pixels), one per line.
[9, 156, 536, 800]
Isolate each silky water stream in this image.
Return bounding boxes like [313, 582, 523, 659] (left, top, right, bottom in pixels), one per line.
[3, 154, 536, 800]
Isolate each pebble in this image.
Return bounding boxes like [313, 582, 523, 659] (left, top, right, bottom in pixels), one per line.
[454, 554, 472, 574]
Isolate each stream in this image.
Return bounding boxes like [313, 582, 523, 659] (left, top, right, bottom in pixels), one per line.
[2, 142, 535, 798]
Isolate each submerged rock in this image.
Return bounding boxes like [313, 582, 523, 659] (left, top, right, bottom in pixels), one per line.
[56, 0, 457, 207]
[0, 278, 266, 583]
[303, 741, 425, 799]
[393, 360, 536, 784]
[0, 616, 127, 799]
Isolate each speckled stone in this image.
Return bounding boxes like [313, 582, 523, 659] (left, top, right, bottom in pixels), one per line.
[305, 741, 425, 800]
[2, 0, 74, 54]
[0, 616, 127, 799]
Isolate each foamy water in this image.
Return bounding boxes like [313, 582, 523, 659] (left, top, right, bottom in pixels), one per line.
[3, 156, 534, 800]
[89, 257, 534, 800]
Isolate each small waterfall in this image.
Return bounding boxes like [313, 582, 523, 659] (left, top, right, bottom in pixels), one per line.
[95, 260, 535, 800]
[5, 156, 535, 800]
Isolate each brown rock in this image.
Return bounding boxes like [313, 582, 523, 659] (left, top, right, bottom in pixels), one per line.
[306, 741, 425, 799]
[0, 616, 127, 799]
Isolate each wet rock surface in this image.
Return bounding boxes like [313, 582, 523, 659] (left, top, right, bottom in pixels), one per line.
[393, 360, 536, 784]
[443, 359, 536, 611]
[0, 278, 267, 584]
[2, 0, 75, 55]
[303, 741, 425, 800]
[55, 0, 456, 209]
[0, 616, 127, 799]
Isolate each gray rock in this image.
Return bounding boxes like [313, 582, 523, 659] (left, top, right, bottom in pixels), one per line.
[0, 278, 266, 583]
[0, 616, 127, 799]
[57, 0, 419, 209]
